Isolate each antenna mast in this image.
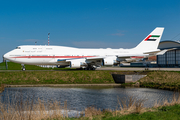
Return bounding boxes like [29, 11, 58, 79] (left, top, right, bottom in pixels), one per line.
[48, 33, 50, 46]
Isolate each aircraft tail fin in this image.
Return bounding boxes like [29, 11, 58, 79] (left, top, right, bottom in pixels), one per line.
[134, 27, 164, 52]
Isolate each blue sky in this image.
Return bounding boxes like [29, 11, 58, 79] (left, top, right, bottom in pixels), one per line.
[1, 0, 180, 62]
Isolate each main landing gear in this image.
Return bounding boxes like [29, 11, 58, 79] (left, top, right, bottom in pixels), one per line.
[21, 64, 26, 71]
[85, 67, 96, 70]
[84, 65, 96, 70]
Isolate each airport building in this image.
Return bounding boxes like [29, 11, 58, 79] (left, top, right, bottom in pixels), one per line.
[157, 40, 180, 67]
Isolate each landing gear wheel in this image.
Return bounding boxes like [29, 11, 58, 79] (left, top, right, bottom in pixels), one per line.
[85, 67, 91, 70]
[22, 68, 26, 71]
[21, 64, 26, 71]
[92, 67, 96, 70]
[85, 67, 96, 70]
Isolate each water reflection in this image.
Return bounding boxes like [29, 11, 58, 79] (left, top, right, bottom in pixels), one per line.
[0, 86, 177, 111]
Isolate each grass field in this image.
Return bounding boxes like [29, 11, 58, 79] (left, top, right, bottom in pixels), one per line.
[0, 70, 116, 84]
[0, 62, 143, 85]
[90, 104, 180, 120]
[139, 71, 180, 90]
[1, 62, 180, 91]
[0, 62, 71, 70]
[1, 62, 180, 119]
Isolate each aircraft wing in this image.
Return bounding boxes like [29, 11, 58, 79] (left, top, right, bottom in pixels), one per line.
[49, 56, 104, 64]
[48, 59, 67, 63]
[55, 57, 104, 68]
[57, 59, 69, 62]
[86, 56, 104, 60]
[58, 57, 104, 62]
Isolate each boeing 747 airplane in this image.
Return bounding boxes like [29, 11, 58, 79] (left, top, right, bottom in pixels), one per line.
[3, 27, 164, 70]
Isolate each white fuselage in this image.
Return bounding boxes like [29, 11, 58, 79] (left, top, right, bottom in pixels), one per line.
[3, 27, 164, 69]
[3, 45, 146, 65]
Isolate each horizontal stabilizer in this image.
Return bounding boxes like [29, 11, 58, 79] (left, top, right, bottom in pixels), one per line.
[156, 50, 168, 55]
[156, 48, 177, 55]
[143, 50, 161, 55]
[117, 54, 145, 58]
[144, 48, 176, 56]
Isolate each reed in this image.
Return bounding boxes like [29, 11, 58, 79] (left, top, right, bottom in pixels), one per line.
[114, 96, 146, 116]
[1, 93, 180, 120]
[0, 99, 65, 120]
[153, 92, 180, 108]
[0, 91, 70, 120]
[84, 106, 102, 119]
[0, 84, 5, 92]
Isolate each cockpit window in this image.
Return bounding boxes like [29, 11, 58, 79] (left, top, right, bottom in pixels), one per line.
[16, 47, 21, 49]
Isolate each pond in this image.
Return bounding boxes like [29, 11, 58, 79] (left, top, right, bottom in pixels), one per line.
[0, 86, 177, 112]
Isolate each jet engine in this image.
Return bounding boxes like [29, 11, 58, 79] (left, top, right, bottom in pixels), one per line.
[70, 60, 87, 68]
[103, 57, 118, 66]
[70, 61, 81, 68]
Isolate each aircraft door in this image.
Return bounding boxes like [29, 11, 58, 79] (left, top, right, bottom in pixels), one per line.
[53, 55, 55, 62]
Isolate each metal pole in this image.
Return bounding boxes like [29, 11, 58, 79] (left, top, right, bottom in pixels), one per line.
[48, 33, 50, 46]
[5, 60, 8, 70]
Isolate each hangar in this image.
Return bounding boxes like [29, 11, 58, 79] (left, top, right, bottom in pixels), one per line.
[157, 40, 180, 67]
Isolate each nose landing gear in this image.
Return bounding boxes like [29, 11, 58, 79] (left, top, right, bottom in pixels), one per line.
[21, 64, 26, 71]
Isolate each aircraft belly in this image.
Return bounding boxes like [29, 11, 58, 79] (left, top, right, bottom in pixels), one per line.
[12, 58, 53, 65]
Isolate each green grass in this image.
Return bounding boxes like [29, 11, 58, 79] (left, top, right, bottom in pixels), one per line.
[0, 71, 116, 84]
[0, 62, 6, 70]
[2, 62, 180, 91]
[0, 62, 49, 70]
[108, 105, 180, 120]
[139, 71, 180, 90]
[0, 62, 145, 85]
[0, 69, 149, 85]
[66, 104, 180, 120]
[0, 62, 71, 70]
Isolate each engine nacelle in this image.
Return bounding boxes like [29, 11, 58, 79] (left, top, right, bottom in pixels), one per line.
[125, 58, 136, 62]
[70, 61, 81, 68]
[103, 57, 116, 66]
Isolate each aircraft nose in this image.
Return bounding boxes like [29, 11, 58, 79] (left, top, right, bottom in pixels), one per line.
[3, 53, 9, 60]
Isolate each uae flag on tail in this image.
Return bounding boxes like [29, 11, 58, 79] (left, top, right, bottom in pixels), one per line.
[144, 35, 160, 41]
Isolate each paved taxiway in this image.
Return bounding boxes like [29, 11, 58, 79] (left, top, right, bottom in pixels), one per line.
[0, 67, 179, 71]
[97, 67, 180, 71]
